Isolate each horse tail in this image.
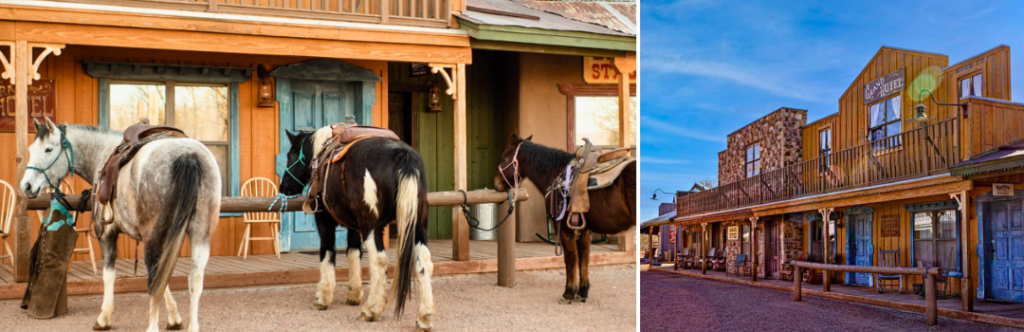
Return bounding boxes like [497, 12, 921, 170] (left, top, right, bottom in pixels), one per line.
[390, 148, 425, 318]
[146, 153, 205, 306]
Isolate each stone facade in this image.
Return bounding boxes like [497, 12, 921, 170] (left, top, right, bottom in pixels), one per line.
[718, 107, 807, 185]
[782, 213, 804, 268]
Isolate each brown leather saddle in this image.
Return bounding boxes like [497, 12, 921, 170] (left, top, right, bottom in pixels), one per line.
[303, 124, 400, 214]
[96, 119, 187, 223]
[559, 143, 634, 230]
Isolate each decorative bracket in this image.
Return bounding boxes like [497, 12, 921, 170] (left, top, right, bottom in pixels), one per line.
[749, 216, 759, 226]
[27, 43, 65, 85]
[428, 63, 457, 100]
[949, 192, 966, 211]
[0, 41, 14, 85]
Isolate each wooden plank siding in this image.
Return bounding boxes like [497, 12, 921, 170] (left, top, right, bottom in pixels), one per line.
[0, 45, 389, 261]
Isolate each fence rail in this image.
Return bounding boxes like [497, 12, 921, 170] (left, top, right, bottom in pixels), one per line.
[793, 261, 941, 326]
[678, 117, 961, 217]
[56, 0, 451, 28]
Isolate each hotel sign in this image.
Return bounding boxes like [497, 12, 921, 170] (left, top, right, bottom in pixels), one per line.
[0, 79, 57, 132]
[584, 57, 637, 84]
[863, 68, 905, 105]
[727, 226, 739, 240]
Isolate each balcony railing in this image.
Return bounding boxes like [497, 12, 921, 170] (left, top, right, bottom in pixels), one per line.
[678, 117, 961, 218]
[58, 0, 451, 28]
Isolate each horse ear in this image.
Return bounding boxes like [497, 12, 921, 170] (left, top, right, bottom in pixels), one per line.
[286, 130, 297, 142]
[33, 118, 43, 132]
[43, 117, 57, 131]
[524, 135, 533, 141]
[509, 133, 520, 146]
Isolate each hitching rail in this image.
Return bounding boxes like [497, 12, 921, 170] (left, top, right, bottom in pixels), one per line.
[793, 261, 941, 326]
[25, 188, 528, 287]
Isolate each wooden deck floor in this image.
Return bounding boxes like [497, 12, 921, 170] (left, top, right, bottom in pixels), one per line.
[0, 240, 632, 299]
[652, 266, 1024, 328]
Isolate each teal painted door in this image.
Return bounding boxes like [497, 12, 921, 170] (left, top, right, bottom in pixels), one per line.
[989, 199, 1024, 302]
[276, 79, 362, 252]
[851, 214, 873, 286]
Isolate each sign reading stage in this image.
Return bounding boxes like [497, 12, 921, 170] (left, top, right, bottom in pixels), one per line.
[727, 226, 739, 240]
[0, 79, 56, 132]
[864, 68, 905, 105]
[584, 57, 637, 84]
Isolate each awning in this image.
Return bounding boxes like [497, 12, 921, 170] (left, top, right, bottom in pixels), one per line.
[640, 210, 675, 231]
[950, 139, 1024, 178]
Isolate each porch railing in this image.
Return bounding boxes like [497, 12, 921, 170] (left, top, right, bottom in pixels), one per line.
[678, 117, 961, 217]
[56, 0, 451, 28]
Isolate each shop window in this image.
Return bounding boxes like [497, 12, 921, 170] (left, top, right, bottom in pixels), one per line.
[912, 209, 959, 271]
[741, 224, 751, 261]
[819, 127, 832, 169]
[745, 143, 760, 178]
[573, 96, 637, 147]
[869, 95, 902, 150]
[960, 74, 983, 98]
[809, 217, 836, 263]
[108, 82, 233, 196]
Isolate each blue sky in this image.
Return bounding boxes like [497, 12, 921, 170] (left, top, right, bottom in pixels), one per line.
[639, 0, 1024, 222]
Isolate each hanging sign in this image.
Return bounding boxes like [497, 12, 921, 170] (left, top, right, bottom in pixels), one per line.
[864, 68, 905, 105]
[669, 225, 676, 244]
[994, 183, 1015, 197]
[0, 79, 56, 132]
[584, 57, 637, 84]
[727, 226, 739, 240]
[881, 215, 899, 238]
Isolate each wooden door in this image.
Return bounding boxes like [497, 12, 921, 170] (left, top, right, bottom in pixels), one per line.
[850, 213, 873, 286]
[989, 199, 1024, 302]
[276, 79, 360, 252]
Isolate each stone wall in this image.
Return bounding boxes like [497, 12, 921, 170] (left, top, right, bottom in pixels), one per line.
[782, 213, 804, 267]
[724, 220, 743, 275]
[718, 107, 807, 185]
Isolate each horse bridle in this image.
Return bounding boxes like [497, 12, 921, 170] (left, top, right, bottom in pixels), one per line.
[284, 136, 309, 187]
[497, 142, 523, 202]
[270, 135, 312, 213]
[26, 124, 74, 195]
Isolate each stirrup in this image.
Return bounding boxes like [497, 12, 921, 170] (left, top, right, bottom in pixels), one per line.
[567, 213, 586, 231]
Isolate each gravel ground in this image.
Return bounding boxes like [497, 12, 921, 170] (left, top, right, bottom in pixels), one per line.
[2, 265, 636, 332]
[641, 271, 1022, 332]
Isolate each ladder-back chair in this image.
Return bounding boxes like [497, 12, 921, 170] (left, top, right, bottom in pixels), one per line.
[238, 177, 282, 259]
[876, 249, 902, 293]
[0, 180, 16, 266]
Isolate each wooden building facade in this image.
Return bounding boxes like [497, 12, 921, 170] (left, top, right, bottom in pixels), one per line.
[654, 45, 1024, 311]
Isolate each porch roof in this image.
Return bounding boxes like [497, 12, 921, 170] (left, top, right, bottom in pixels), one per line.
[950, 139, 1024, 178]
[641, 210, 675, 229]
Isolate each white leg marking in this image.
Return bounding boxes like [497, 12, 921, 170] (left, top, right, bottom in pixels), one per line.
[94, 267, 116, 329]
[347, 248, 364, 305]
[415, 243, 435, 331]
[187, 244, 209, 332]
[147, 296, 161, 332]
[314, 253, 336, 310]
[363, 170, 379, 218]
[165, 286, 183, 330]
[360, 232, 388, 321]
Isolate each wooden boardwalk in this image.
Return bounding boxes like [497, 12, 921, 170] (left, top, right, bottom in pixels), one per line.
[651, 266, 1024, 328]
[0, 240, 632, 299]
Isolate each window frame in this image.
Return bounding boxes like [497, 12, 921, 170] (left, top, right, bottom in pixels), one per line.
[741, 224, 751, 262]
[558, 84, 637, 151]
[745, 143, 761, 178]
[868, 94, 903, 151]
[906, 201, 962, 275]
[958, 70, 984, 99]
[819, 126, 833, 170]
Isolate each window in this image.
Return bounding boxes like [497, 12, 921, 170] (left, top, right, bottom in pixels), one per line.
[573, 96, 637, 147]
[109, 82, 232, 196]
[819, 127, 832, 169]
[741, 224, 751, 261]
[869, 95, 902, 149]
[809, 217, 836, 263]
[960, 74, 983, 98]
[912, 209, 959, 270]
[745, 144, 761, 177]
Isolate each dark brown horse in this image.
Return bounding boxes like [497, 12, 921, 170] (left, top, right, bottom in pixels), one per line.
[494, 134, 636, 304]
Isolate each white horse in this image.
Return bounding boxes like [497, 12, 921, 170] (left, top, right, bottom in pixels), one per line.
[20, 118, 221, 332]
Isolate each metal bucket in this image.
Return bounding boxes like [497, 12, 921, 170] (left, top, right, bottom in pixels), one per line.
[469, 203, 499, 241]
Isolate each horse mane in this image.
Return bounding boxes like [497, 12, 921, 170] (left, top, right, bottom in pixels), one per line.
[36, 123, 120, 141]
[518, 141, 575, 182]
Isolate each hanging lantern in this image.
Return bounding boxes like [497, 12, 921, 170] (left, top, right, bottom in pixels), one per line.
[256, 65, 275, 108]
[428, 80, 443, 112]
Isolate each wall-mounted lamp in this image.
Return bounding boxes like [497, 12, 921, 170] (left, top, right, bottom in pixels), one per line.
[651, 189, 672, 201]
[257, 65, 275, 108]
[915, 88, 968, 123]
[428, 80, 443, 112]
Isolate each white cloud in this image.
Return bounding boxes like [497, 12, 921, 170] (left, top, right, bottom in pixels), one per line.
[641, 115, 726, 143]
[642, 157, 691, 165]
[643, 55, 830, 103]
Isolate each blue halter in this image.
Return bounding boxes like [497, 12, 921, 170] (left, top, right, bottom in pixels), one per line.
[270, 136, 310, 212]
[26, 125, 76, 230]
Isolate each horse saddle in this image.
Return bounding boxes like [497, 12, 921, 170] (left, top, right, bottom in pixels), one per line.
[304, 125, 400, 212]
[96, 120, 187, 221]
[565, 147, 635, 230]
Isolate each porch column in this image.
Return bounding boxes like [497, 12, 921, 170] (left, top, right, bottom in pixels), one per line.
[613, 55, 635, 253]
[430, 63, 469, 262]
[951, 191, 973, 312]
[701, 223, 708, 274]
[5, 41, 63, 282]
[819, 207, 834, 292]
[750, 217, 758, 282]
[648, 225, 654, 268]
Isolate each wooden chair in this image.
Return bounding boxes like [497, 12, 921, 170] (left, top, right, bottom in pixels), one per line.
[36, 180, 98, 275]
[728, 253, 749, 277]
[698, 247, 716, 269]
[712, 249, 727, 271]
[237, 178, 282, 259]
[674, 248, 691, 269]
[0, 180, 15, 266]
[876, 249, 902, 293]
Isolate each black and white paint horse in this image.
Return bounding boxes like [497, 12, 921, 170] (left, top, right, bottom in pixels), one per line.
[280, 127, 434, 331]
[21, 118, 221, 332]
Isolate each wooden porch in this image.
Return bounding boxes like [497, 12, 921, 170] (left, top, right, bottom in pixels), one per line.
[0, 239, 632, 300]
[651, 266, 1024, 329]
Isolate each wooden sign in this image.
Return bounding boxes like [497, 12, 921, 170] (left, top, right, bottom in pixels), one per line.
[410, 63, 431, 77]
[669, 225, 676, 244]
[864, 68, 905, 104]
[727, 226, 739, 240]
[994, 183, 1015, 197]
[0, 79, 56, 132]
[584, 57, 637, 84]
[881, 214, 899, 237]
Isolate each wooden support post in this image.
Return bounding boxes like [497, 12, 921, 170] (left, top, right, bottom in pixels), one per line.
[750, 216, 758, 282]
[497, 200, 516, 287]
[613, 55, 634, 253]
[926, 272, 937, 326]
[701, 223, 707, 274]
[951, 191, 973, 312]
[794, 265, 802, 301]
[819, 207, 833, 292]
[453, 64, 468, 261]
[13, 40, 29, 283]
[648, 225, 654, 268]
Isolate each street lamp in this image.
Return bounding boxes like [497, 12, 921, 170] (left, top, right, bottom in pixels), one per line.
[651, 189, 672, 201]
[915, 88, 968, 123]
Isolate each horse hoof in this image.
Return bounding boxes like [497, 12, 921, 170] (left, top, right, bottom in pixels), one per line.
[359, 311, 379, 322]
[416, 313, 434, 331]
[347, 298, 361, 306]
[558, 297, 573, 305]
[167, 322, 184, 330]
[575, 297, 587, 303]
[313, 302, 330, 310]
[92, 322, 111, 331]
